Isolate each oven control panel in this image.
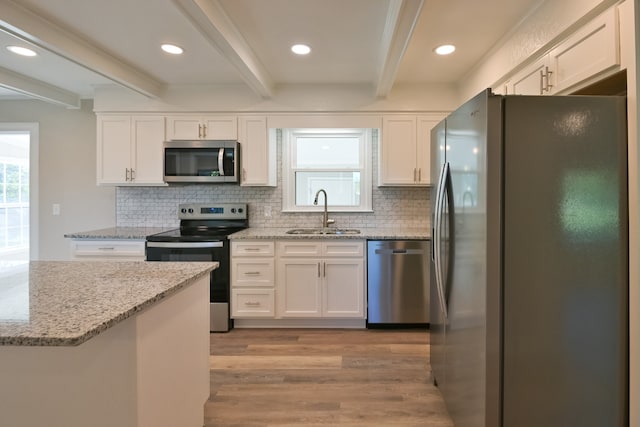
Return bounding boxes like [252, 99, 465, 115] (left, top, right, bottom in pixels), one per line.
[178, 203, 248, 220]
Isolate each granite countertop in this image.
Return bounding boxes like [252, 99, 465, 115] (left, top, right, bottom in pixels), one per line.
[0, 261, 217, 346]
[64, 226, 173, 240]
[228, 227, 430, 240]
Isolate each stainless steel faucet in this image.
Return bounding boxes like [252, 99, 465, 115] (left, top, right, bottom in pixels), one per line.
[313, 189, 334, 228]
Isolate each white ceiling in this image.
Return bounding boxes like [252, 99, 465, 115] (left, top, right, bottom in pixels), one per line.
[0, 0, 543, 107]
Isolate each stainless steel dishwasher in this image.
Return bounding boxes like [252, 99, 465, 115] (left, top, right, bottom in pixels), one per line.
[367, 240, 429, 326]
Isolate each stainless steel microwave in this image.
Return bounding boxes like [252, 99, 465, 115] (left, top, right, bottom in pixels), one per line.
[163, 140, 239, 183]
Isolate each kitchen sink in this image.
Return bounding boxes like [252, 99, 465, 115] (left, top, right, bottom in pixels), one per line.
[286, 228, 361, 235]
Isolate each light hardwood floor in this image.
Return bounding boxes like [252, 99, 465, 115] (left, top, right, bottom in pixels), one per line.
[206, 328, 454, 426]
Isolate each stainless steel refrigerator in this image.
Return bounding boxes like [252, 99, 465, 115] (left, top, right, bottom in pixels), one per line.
[430, 89, 628, 427]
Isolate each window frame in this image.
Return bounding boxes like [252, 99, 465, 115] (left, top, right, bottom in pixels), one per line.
[282, 128, 372, 213]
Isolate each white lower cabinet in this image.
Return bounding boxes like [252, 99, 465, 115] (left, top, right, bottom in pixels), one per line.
[231, 241, 276, 318]
[276, 240, 365, 319]
[70, 239, 146, 261]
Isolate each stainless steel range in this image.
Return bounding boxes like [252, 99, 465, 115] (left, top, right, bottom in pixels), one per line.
[145, 203, 248, 332]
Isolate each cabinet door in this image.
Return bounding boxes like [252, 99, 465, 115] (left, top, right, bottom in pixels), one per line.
[131, 116, 165, 184]
[276, 259, 322, 317]
[416, 116, 441, 185]
[323, 259, 364, 317]
[510, 57, 547, 95]
[548, 8, 619, 94]
[203, 116, 237, 140]
[97, 115, 131, 184]
[380, 116, 417, 185]
[165, 116, 203, 140]
[239, 116, 276, 186]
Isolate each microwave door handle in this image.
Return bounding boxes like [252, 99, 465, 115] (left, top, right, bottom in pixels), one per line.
[218, 148, 225, 176]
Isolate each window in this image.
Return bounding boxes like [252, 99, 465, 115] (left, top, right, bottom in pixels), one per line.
[0, 133, 30, 256]
[282, 128, 372, 212]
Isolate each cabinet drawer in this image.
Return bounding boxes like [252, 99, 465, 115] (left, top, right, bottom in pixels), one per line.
[323, 241, 364, 257]
[277, 241, 323, 257]
[232, 241, 275, 256]
[232, 258, 274, 286]
[277, 240, 365, 257]
[232, 289, 275, 317]
[71, 240, 145, 260]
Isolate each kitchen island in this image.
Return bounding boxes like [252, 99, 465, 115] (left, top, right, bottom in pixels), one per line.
[0, 260, 217, 427]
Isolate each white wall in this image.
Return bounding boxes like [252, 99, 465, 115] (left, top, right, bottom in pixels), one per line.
[0, 100, 115, 260]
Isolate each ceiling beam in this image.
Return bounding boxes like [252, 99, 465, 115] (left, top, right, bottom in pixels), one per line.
[375, 0, 424, 98]
[174, 0, 275, 99]
[0, 0, 165, 99]
[0, 66, 80, 108]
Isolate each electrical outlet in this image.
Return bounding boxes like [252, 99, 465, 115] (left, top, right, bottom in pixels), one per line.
[52, 203, 61, 216]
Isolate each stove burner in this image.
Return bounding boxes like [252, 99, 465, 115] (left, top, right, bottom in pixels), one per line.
[146, 203, 248, 242]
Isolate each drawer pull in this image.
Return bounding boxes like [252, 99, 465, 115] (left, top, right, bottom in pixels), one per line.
[244, 301, 261, 306]
[244, 248, 261, 251]
[244, 271, 261, 276]
[98, 247, 116, 251]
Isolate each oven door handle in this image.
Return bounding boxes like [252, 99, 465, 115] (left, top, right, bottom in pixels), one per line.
[146, 241, 224, 248]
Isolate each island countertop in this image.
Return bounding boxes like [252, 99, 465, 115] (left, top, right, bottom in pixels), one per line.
[0, 261, 217, 346]
[64, 226, 172, 240]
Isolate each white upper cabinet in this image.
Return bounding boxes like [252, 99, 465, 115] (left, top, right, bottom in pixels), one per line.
[166, 115, 237, 140]
[511, 57, 549, 95]
[510, 8, 619, 96]
[379, 115, 443, 186]
[548, 7, 619, 94]
[238, 116, 276, 186]
[97, 115, 166, 186]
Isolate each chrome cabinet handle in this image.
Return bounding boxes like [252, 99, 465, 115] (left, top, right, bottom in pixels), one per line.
[125, 168, 130, 181]
[418, 168, 422, 182]
[198, 124, 202, 139]
[244, 271, 261, 276]
[541, 66, 553, 92]
[130, 168, 135, 181]
[318, 262, 321, 277]
[244, 301, 261, 306]
[539, 70, 544, 94]
[98, 247, 115, 251]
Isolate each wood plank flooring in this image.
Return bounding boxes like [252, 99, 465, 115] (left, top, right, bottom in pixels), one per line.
[206, 328, 453, 426]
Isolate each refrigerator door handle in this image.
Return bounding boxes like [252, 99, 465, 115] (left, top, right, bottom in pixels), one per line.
[441, 163, 455, 308]
[433, 162, 450, 319]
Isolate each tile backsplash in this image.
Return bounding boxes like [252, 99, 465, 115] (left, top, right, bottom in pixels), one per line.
[116, 133, 430, 229]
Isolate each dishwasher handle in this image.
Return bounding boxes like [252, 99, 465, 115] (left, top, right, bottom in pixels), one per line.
[374, 248, 425, 255]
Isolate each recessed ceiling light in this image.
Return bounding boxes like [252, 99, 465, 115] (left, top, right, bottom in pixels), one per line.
[291, 44, 311, 55]
[161, 44, 184, 55]
[7, 46, 37, 57]
[434, 44, 456, 55]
